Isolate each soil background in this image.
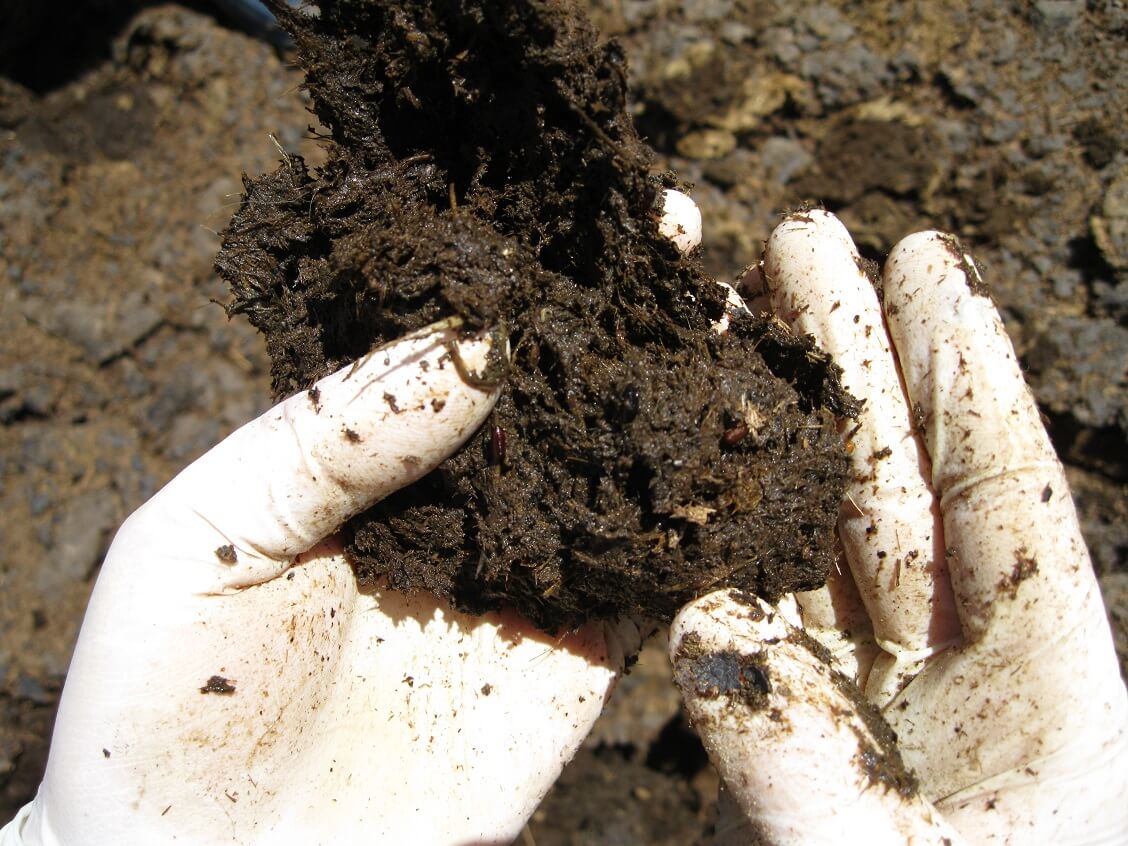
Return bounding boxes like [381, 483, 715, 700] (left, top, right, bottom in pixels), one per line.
[1, 1, 1125, 841]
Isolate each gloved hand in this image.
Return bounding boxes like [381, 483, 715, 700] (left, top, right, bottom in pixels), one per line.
[671, 210, 1128, 844]
[0, 189, 703, 846]
[0, 327, 645, 843]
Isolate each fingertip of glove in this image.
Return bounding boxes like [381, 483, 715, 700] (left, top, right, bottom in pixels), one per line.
[670, 590, 793, 662]
[658, 188, 702, 254]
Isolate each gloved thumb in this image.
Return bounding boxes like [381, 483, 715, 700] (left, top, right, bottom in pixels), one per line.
[117, 322, 502, 595]
[669, 590, 964, 845]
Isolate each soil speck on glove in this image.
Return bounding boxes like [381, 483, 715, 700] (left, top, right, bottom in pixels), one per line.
[217, 0, 855, 631]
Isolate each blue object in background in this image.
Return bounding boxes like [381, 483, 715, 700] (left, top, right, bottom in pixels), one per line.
[210, 0, 307, 46]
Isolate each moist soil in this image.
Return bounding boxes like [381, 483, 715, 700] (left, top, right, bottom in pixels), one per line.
[216, 0, 854, 630]
[2, 1, 1127, 841]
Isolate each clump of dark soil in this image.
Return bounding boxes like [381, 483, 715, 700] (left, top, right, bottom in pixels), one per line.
[217, 0, 854, 630]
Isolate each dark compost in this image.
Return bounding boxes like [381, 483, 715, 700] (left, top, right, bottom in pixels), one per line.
[217, 0, 855, 630]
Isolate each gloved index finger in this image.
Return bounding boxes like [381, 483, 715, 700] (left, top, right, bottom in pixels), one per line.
[763, 211, 960, 705]
[133, 324, 501, 593]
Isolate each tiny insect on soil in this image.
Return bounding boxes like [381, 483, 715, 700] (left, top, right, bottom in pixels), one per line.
[488, 425, 507, 465]
[722, 421, 749, 446]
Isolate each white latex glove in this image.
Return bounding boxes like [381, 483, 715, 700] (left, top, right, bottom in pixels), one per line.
[0, 190, 700, 846]
[671, 211, 1128, 844]
[3, 326, 635, 846]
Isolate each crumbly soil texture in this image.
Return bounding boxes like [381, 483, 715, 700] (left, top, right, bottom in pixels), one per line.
[6, 0, 1126, 838]
[217, 0, 854, 629]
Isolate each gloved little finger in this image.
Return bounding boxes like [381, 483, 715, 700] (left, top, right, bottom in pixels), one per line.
[880, 233, 1128, 807]
[118, 323, 502, 595]
[670, 589, 965, 846]
[882, 233, 1109, 654]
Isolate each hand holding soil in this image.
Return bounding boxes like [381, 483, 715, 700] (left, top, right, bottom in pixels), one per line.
[3, 207, 1123, 844]
[217, 0, 855, 631]
[0, 194, 730, 846]
[3, 1, 1125, 843]
[672, 212, 1128, 844]
[0, 323, 646, 844]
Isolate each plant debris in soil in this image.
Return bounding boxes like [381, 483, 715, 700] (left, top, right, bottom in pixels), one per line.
[217, 0, 856, 631]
